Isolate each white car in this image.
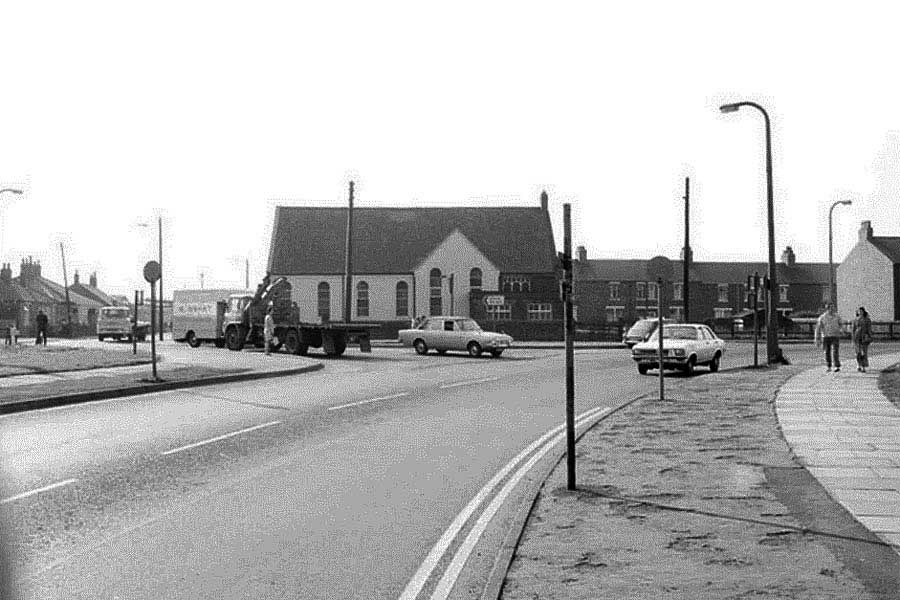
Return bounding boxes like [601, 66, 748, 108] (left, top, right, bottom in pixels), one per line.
[398, 316, 513, 358]
[631, 323, 726, 375]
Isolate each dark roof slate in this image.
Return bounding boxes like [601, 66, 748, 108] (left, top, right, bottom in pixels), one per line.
[577, 258, 830, 285]
[268, 206, 558, 275]
[870, 237, 900, 263]
[70, 282, 116, 306]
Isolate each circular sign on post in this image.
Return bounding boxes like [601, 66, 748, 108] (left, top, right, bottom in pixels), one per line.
[143, 260, 161, 283]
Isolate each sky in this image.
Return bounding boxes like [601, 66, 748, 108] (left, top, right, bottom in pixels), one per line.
[1, 2, 899, 298]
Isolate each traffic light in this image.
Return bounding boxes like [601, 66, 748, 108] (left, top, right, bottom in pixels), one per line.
[557, 251, 572, 272]
[448, 273, 454, 294]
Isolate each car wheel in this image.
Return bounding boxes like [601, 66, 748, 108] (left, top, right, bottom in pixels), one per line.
[186, 331, 201, 348]
[467, 341, 482, 358]
[414, 339, 428, 355]
[709, 352, 721, 373]
[638, 364, 649, 375]
[98, 335, 104, 342]
[683, 356, 696, 376]
[490, 349, 503, 358]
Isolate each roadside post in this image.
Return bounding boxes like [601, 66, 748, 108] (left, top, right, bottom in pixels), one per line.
[144, 261, 161, 381]
[748, 272, 760, 367]
[560, 202, 576, 490]
[132, 290, 140, 355]
[657, 277, 665, 401]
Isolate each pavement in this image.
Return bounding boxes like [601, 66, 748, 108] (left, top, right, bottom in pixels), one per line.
[0, 338, 323, 414]
[500, 350, 900, 599]
[776, 352, 900, 553]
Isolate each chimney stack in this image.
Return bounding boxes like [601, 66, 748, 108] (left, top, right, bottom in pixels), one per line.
[73, 271, 79, 285]
[90, 272, 97, 288]
[540, 190, 548, 212]
[859, 220, 873, 242]
[576, 245, 587, 262]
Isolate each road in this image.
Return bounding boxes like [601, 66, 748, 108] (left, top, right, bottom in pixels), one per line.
[1, 343, 756, 599]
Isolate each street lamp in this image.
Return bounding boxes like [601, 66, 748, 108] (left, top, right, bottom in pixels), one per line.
[829, 199, 852, 310]
[720, 101, 782, 364]
[135, 216, 164, 341]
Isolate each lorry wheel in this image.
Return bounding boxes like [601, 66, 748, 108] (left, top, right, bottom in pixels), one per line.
[327, 339, 346, 357]
[225, 326, 245, 351]
[638, 364, 649, 375]
[283, 329, 301, 355]
[186, 331, 201, 348]
[137, 334, 146, 342]
[298, 344, 309, 356]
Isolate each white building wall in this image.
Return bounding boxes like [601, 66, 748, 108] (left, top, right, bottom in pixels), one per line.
[836, 242, 894, 321]
[413, 230, 500, 318]
[281, 274, 414, 321]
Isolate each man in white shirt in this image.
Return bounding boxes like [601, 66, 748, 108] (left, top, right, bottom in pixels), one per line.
[814, 303, 843, 372]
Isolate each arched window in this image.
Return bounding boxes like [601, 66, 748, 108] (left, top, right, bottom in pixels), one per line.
[469, 268, 482, 291]
[429, 268, 442, 316]
[317, 282, 330, 321]
[395, 281, 409, 317]
[356, 281, 369, 317]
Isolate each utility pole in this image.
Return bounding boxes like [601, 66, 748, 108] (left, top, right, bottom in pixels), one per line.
[682, 177, 690, 323]
[245, 258, 250, 289]
[158, 216, 163, 341]
[344, 181, 355, 323]
[60, 242, 72, 335]
[657, 277, 665, 401]
[562, 202, 576, 490]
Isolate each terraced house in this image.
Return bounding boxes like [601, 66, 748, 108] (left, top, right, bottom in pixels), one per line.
[572, 246, 831, 328]
[267, 193, 562, 340]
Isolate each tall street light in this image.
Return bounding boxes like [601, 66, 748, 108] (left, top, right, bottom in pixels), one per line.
[829, 199, 852, 310]
[0, 188, 24, 261]
[720, 101, 782, 364]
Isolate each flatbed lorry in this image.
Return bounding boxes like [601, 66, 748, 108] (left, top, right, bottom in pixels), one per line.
[174, 277, 377, 356]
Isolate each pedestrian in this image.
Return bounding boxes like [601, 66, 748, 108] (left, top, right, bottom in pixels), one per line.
[9, 322, 18, 346]
[852, 306, 873, 373]
[814, 303, 843, 372]
[35, 309, 49, 346]
[264, 303, 275, 356]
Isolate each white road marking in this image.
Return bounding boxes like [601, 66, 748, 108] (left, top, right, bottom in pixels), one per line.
[429, 406, 612, 600]
[1, 478, 78, 504]
[161, 421, 281, 456]
[399, 405, 611, 600]
[327, 393, 409, 411]
[438, 377, 500, 389]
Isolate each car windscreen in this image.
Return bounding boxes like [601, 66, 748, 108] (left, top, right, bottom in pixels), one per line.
[100, 308, 130, 319]
[649, 326, 698, 341]
[458, 319, 482, 331]
[626, 321, 656, 336]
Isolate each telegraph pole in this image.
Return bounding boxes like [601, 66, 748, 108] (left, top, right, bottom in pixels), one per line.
[60, 242, 72, 335]
[158, 216, 164, 342]
[562, 202, 576, 490]
[343, 181, 355, 323]
[682, 177, 690, 323]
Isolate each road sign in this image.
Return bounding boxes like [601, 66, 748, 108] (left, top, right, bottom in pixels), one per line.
[143, 260, 161, 283]
[484, 295, 505, 306]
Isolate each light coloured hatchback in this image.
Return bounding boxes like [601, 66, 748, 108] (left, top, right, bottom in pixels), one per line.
[398, 316, 513, 358]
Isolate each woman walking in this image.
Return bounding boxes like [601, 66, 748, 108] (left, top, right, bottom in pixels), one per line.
[852, 306, 873, 372]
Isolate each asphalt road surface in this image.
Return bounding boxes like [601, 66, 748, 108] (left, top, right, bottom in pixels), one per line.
[1, 344, 762, 599]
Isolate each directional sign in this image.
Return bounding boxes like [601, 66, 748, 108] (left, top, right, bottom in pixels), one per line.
[484, 295, 506, 306]
[143, 260, 161, 283]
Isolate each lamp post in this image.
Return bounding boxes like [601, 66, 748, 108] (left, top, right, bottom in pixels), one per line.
[0, 188, 24, 260]
[720, 101, 781, 364]
[135, 216, 164, 341]
[829, 199, 852, 310]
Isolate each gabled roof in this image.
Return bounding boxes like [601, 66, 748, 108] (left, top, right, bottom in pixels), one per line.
[577, 258, 830, 285]
[11, 276, 102, 307]
[70, 282, 116, 306]
[869, 236, 900, 263]
[268, 206, 558, 275]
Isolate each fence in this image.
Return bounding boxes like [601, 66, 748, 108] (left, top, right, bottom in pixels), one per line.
[707, 319, 900, 341]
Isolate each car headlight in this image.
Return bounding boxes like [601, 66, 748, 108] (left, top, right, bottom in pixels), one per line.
[674, 349, 685, 357]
